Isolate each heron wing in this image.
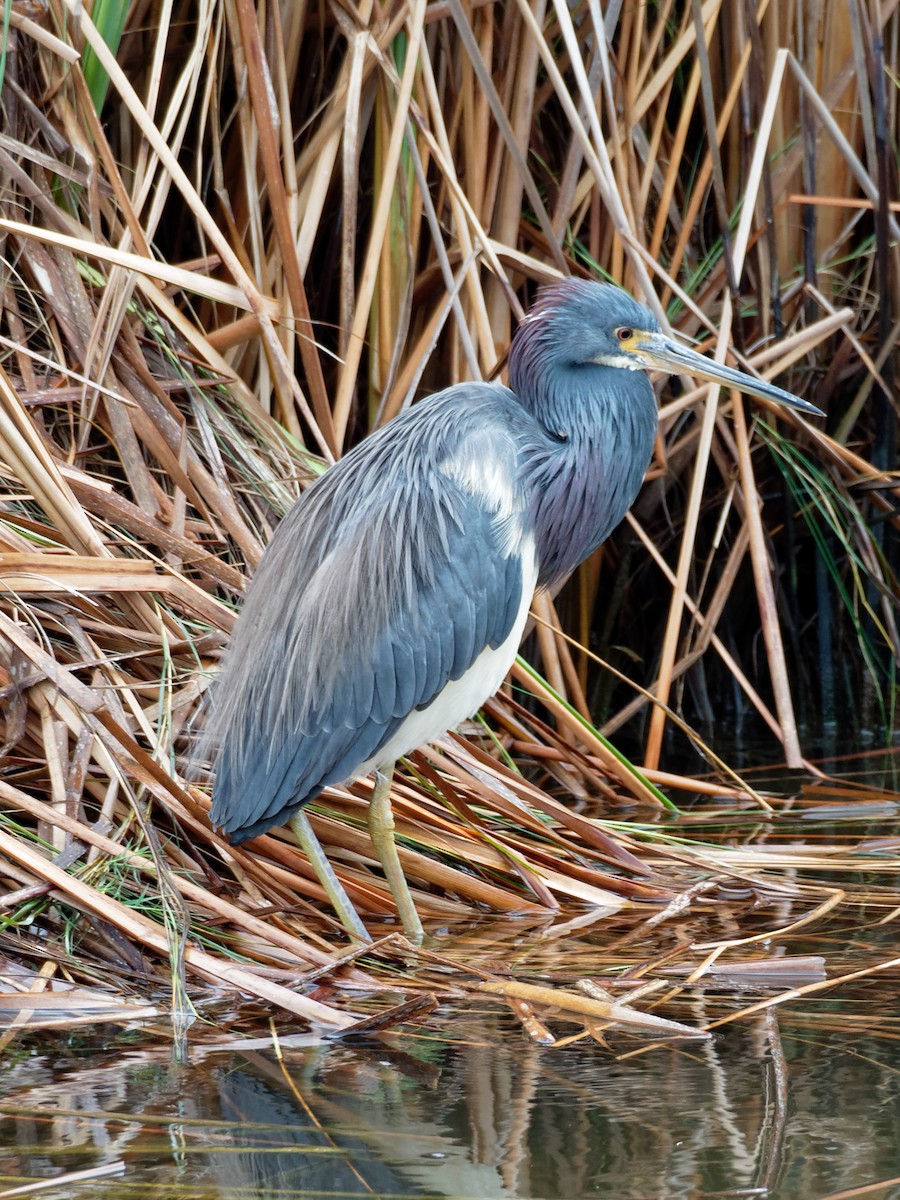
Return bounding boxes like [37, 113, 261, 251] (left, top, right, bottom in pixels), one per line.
[205, 388, 532, 842]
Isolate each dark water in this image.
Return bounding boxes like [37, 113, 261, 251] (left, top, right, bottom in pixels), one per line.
[2, 998, 900, 1200]
[3, 751, 900, 1200]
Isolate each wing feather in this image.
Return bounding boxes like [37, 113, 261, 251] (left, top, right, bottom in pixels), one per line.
[203, 385, 533, 843]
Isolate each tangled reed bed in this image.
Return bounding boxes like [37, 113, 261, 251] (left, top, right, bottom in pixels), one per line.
[0, 1, 897, 1034]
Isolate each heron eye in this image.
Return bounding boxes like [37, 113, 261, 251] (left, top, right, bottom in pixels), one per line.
[616, 327, 634, 342]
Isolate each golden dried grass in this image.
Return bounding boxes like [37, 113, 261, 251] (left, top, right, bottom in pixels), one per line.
[0, 1, 897, 1028]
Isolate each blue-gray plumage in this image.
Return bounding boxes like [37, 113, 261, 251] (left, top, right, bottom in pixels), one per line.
[201, 279, 821, 939]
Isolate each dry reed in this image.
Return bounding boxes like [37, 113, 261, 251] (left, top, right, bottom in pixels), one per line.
[0, 0, 897, 1029]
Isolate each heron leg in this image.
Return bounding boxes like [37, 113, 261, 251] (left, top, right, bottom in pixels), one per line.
[368, 767, 424, 945]
[289, 809, 371, 942]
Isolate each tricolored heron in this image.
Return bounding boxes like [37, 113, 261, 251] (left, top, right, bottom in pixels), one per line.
[202, 279, 822, 943]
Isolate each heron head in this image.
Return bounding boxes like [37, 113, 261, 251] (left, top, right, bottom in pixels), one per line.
[512, 279, 823, 418]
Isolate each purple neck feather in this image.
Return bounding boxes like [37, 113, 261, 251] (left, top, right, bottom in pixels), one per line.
[508, 305, 658, 590]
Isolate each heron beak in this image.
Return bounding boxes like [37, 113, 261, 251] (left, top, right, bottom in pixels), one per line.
[633, 331, 825, 417]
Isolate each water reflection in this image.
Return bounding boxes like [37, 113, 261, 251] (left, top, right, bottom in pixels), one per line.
[2, 1006, 900, 1199]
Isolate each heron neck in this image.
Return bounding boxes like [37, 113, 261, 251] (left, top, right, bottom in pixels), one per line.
[519, 367, 657, 590]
